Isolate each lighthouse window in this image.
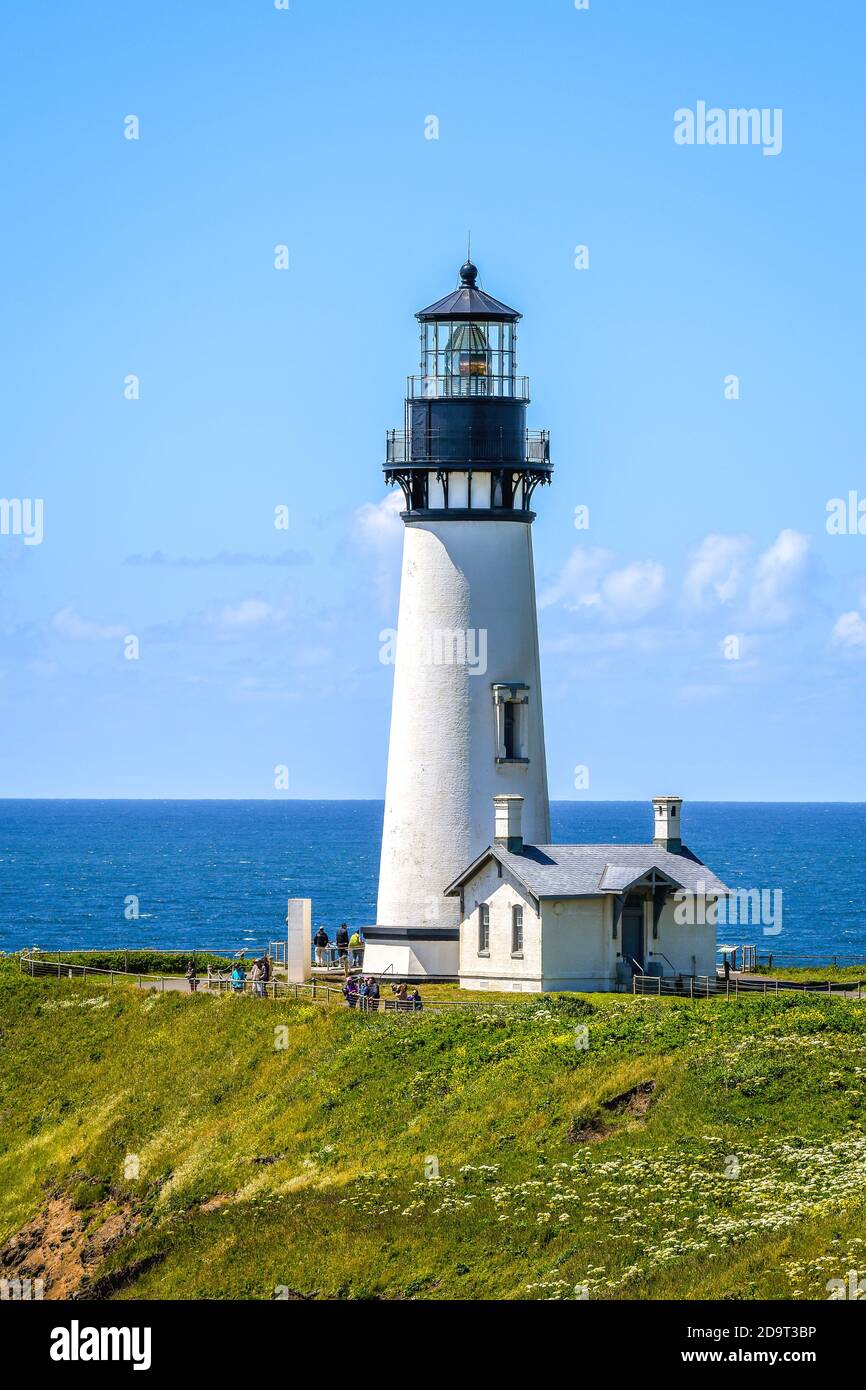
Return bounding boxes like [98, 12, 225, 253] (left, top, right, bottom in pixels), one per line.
[493, 685, 530, 764]
[503, 701, 516, 759]
[410, 471, 428, 509]
[478, 904, 490, 955]
[511, 905, 524, 957]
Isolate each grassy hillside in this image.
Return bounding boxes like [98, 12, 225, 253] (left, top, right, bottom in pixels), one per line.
[2, 955, 866, 1301]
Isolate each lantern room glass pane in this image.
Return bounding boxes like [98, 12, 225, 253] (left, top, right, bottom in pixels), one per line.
[419, 319, 518, 397]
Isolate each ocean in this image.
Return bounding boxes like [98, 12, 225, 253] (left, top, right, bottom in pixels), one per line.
[1, 800, 865, 964]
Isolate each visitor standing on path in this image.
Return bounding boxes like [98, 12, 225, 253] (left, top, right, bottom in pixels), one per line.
[336, 923, 350, 969]
[314, 926, 330, 967]
[185, 959, 198, 993]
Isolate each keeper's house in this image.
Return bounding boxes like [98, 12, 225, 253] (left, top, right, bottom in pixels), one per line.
[445, 794, 728, 993]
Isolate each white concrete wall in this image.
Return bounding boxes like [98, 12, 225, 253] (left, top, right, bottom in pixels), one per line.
[286, 898, 312, 983]
[541, 897, 613, 991]
[377, 517, 550, 976]
[458, 858, 542, 988]
[363, 937, 457, 978]
[646, 897, 718, 978]
[458, 883, 718, 993]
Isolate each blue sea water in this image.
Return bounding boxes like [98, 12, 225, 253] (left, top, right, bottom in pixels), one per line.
[1, 801, 865, 964]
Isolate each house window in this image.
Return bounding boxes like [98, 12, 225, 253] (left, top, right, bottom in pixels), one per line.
[478, 903, 490, 955]
[511, 904, 524, 956]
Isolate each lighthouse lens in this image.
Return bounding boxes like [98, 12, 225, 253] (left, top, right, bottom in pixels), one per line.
[446, 321, 491, 380]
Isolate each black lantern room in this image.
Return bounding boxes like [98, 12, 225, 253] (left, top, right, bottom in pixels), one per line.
[384, 260, 552, 517]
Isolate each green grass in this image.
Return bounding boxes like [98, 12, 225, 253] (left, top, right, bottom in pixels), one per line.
[2, 956, 866, 1301]
[754, 963, 866, 985]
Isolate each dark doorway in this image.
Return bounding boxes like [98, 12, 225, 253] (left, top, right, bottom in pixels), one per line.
[621, 894, 645, 973]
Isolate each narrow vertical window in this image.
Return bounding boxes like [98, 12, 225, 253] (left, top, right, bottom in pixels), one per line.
[511, 904, 524, 956]
[503, 701, 516, 760]
[478, 903, 490, 954]
[493, 684, 530, 764]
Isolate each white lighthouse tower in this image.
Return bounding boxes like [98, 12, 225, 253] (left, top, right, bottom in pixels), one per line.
[364, 260, 553, 979]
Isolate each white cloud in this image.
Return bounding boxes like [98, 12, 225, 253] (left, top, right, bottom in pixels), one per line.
[746, 528, 810, 626]
[51, 607, 126, 641]
[540, 546, 665, 623]
[539, 546, 612, 611]
[683, 534, 751, 608]
[353, 492, 403, 612]
[832, 609, 866, 650]
[601, 560, 665, 621]
[214, 599, 284, 629]
[354, 492, 403, 547]
[682, 529, 810, 626]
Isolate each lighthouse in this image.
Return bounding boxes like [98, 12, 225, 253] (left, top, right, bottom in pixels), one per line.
[364, 260, 553, 979]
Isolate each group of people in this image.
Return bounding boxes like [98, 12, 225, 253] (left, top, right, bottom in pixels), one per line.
[313, 923, 364, 969]
[184, 954, 271, 996]
[342, 976, 423, 1012]
[230, 955, 271, 996]
[184, 946, 421, 1013]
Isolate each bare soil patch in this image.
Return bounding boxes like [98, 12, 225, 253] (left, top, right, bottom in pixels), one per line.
[0, 1195, 138, 1300]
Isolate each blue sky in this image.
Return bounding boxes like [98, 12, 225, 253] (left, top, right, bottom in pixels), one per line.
[1, 0, 864, 799]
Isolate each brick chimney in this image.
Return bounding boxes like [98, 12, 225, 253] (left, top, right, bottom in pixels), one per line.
[652, 796, 683, 853]
[494, 794, 524, 854]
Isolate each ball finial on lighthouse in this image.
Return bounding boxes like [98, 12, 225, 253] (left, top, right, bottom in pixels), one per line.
[459, 259, 478, 286]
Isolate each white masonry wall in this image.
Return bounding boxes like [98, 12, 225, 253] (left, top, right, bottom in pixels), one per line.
[540, 897, 612, 991]
[458, 884, 719, 993]
[286, 898, 312, 983]
[458, 858, 542, 990]
[374, 517, 550, 977]
[647, 897, 718, 979]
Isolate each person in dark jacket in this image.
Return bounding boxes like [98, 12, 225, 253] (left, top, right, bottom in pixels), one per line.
[335, 923, 350, 969]
[313, 926, 330, 967]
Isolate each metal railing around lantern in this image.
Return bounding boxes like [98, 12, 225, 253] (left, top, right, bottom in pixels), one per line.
[407, 374, 530, 400]
[385, 427, 550, 467]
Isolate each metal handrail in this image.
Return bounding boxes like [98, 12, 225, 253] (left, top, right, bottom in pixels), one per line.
[385, 428, 550, 467]
[653, 951, 678, 974]
[19, 951, 171, 991]
[631, 971, 862, 1000]
[407, 374, 530, 400]
[18, 951, 519, 1013]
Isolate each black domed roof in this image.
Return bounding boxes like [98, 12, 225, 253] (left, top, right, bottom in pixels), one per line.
[417, 261, 521, 322]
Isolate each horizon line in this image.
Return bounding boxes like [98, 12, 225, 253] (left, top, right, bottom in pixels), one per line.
[1, 797, 865, 806]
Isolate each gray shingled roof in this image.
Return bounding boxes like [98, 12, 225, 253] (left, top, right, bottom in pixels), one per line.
[417, 284, 520, 322]
[445, 843, 729, 900]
